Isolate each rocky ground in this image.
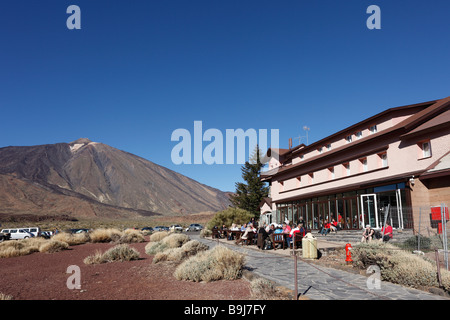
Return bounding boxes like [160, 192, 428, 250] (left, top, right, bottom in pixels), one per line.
[0, 238, 252, 300]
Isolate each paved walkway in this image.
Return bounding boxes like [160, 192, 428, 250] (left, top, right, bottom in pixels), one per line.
[193, 235, 449, 300]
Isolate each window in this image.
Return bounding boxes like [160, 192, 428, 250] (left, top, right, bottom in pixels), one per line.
[346, 135, 352, 143]
[422, 141, 431, 158]
[355, 131, 363, 139]
[343, 163, 350, 176]
[359, 157, 368, 172]
[369, 125, 377, 134]
[378, 152, 388, 168]
[318, 147, 323, 154]
[326, 143, 332, 151]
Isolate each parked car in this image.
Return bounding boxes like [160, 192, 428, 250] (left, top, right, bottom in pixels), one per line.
[186, 224, 203, 232]
[169, 225, 183, 232]
[141, 227, 154, 232]
[153, 226, 168, 232]
[0, 227, 40, 240]
[40, 231, 54, 239]
[67, 228, 90, 234]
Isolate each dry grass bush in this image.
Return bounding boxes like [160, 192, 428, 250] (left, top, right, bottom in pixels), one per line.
[250, 278, 291, 300]
[153, 240, 208, 264]
[145, 241, 168, 255]
[149, 231, 169, 242]
[118, 229, 145, 244]
[39, 240, 69, 253]
[0, 293, 13, 300]
[145, 233, 190, 257]
[0, 238, 69, 258]
[161, 233, 190, 248]
[353, 242, 450, 293]
[89, 228, 123, 243]
[174, 246, 245, 282]
[52, 232, 90, 246]
[84, 244, 140, 264]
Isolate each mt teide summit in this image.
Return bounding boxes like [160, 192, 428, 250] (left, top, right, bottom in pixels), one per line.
[0, 138, 231, 219]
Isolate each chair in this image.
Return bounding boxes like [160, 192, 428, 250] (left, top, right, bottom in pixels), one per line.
[242, 231, 256, 245]
[272, 233, 285, 250]
[289, 232, 304, 249]
[211, 229, 221, 239]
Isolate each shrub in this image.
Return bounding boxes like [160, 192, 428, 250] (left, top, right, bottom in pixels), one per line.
[174, 246, 245, 282]
[250, 278, 291, 300]
[84, 244, 140, 264]
[89, 228, 123, 243]
[153, 240, 208, 264]
[52, 232, 90, 246]
[39, 240, 69, 253]
[161, 233, 189, 248]
[353, 242, 450, 292]
[145, 241, 168, 255]
[150, 231, 169, 242]
[0, 293, 13, 300]
[118, 229, 145, 243]
[200, 229, 211, 238]
[206, 207, 254, 230]
[402, 235, 432, 251]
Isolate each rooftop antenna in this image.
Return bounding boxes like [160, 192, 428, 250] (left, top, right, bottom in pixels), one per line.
[294, 126, 310, 146]
[303, 126, 310, 145]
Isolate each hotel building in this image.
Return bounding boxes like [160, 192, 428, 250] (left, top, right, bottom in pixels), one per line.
[260, 96, 450, 232]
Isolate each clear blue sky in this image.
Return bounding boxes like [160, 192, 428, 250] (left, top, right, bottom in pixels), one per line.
[1, 0, 449, 192]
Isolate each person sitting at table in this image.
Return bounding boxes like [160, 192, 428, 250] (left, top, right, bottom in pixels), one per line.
[288, 223, 306, 248]
[240, 223, 247, 232]
[220, 224, 228, 238]
[235, 223, 256, 245]
[228, 223, 239, 240]
[282, 222, 291, 234]
[257, 224, 269, 249]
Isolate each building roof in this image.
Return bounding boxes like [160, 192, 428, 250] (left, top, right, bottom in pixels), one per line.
[262, 96, 450, 180]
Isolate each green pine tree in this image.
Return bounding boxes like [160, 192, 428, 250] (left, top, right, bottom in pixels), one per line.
[230, 145, 269, 217]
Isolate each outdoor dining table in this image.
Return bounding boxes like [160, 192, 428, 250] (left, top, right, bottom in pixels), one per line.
[228, 230, 243, 240]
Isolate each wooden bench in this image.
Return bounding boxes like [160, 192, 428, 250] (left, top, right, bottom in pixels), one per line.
[211, 229, 221, 239]
[241, 231, 257, 245]
[271, 233, 285, 250]
[289, 232, 304, 249]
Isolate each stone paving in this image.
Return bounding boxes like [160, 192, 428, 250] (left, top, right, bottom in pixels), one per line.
[192, 235, 449, 300]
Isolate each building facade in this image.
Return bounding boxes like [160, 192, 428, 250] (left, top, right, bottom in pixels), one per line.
[260, 97, 450, 232]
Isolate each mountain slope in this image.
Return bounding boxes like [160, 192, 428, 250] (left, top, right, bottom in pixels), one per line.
[0, 139, 231, 218]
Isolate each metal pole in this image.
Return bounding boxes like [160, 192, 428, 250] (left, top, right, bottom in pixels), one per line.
[441, 204, 448, 270]
[418, 207, 421, 252]
[294, 251, 298, 300]
[435, 248, 442, 288]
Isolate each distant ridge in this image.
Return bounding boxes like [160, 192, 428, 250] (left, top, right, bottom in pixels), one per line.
[0, 139, 231, 219]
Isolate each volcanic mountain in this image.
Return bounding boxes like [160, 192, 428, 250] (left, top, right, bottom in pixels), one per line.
[0, 138, 231, 219]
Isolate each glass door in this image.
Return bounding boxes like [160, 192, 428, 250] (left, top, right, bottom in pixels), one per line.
[361, 194, 379, 228]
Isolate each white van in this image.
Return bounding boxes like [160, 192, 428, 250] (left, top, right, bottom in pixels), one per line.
[0, 227, 40, 240]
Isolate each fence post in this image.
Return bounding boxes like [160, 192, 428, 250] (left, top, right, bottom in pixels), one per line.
[435, 248, 442, 288]
[291, 249, 298, 300]
[442, 203, 448, 270]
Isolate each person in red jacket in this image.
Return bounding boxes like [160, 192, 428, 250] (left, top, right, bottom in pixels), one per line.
[380, 222, 393, 242]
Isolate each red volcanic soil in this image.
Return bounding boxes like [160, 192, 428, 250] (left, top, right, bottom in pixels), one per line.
[0, 240, 251, 300]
